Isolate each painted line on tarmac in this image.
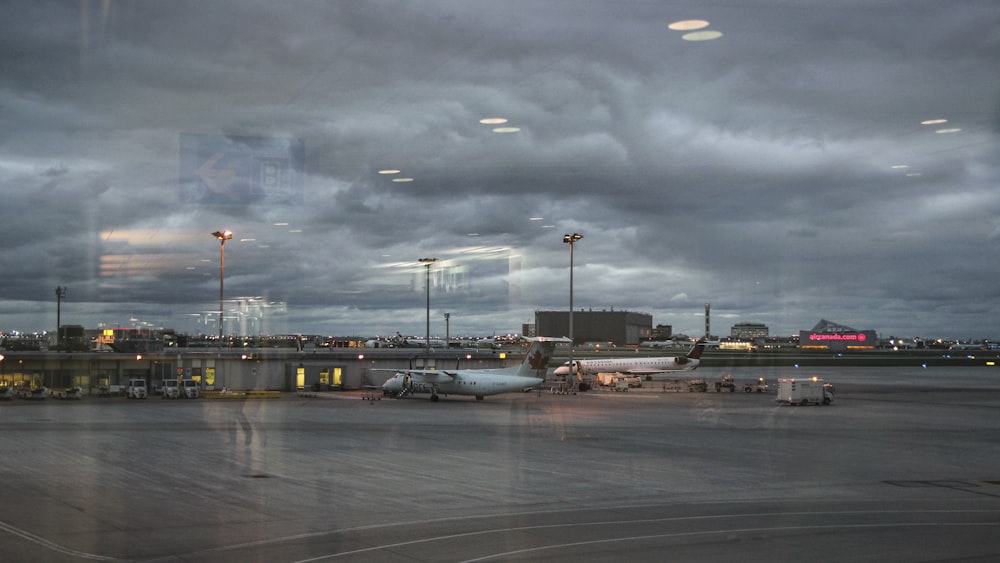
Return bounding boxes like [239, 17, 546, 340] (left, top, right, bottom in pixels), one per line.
[0, 519, 127, 562]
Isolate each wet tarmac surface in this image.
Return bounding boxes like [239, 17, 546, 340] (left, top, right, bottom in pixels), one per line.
[1, 366, 999, 561]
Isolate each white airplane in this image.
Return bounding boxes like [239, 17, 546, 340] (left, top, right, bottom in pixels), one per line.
[552, 340, 706, 380]
[381, 336, 568, 402]
[365, 332, 446, 348]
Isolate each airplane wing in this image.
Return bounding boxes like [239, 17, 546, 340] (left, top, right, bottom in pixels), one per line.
[400, 370, 458, 384]
[373, 368, 458, 384]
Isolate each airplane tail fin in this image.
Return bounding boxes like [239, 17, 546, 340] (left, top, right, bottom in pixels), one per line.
[515, 337, 570, 379]
[687, 339, 707, 360]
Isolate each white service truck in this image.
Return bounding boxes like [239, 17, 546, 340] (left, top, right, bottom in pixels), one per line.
[126, 378, 148, 399]
[181, 379, 199, 399]
[161, 379, 180, 399]
[776, 377, 833, 405]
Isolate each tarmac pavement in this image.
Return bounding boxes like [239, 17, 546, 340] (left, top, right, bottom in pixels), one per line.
[1, 366, 998, 562]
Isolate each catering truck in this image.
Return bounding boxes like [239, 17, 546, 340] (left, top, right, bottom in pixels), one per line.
[776, 377, 833, 405]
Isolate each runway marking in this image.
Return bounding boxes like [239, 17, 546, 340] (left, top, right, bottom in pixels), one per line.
[0, 520, 127, 562]
[884, 480, 1000, 498]
[459, 521, 1000, 562]
[283, 508, 1000, 562]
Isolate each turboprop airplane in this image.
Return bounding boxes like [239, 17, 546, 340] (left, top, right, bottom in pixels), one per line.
[552, 340, 706, 380]
[381, 336, 568, 401]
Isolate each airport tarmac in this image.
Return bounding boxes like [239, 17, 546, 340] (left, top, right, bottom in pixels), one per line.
[1, 366, 999, 562]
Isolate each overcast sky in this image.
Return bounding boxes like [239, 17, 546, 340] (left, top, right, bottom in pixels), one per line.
[1, 1, 998, 340]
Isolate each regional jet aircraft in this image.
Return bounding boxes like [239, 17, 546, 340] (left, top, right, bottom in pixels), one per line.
[381, 337, 568, 401]
[552, 340, 706, 380]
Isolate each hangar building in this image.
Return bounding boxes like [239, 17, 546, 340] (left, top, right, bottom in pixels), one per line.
[535, 309, 652, 346]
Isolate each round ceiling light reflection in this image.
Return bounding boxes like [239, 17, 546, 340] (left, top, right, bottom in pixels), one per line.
[682, 30, 722, 41]
[391, 177, 414, 183]
[669, 20, 710, 31]
[480, 118, 508, 124]
[378, 169, 401, 174]
[492, 127, 520, 133]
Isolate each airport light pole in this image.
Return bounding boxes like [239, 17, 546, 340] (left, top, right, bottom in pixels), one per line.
[212, 230, 233, 343]
[563, 233, 583, 388]
[419, 258, 437, 352]
[444, 312, 450, 349]
[54, 286, 66, 351]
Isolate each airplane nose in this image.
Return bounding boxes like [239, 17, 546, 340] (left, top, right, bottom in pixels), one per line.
[553, 366, 567, 375]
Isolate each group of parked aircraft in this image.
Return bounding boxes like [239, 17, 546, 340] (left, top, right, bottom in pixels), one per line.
[380, 338, 706, 402]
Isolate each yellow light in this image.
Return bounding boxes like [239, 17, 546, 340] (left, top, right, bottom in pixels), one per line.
[921, 119, 947, 125]
[479, 117, 508, 124]
[378, 169, 401, 174]
[669, 20, 710, 31]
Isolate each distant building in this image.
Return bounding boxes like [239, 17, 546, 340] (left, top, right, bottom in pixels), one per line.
[534, 309, 652, 346]
[651, 324, 673, 341]
[731, 322, 769, 340]
[799, 319, 877, 351]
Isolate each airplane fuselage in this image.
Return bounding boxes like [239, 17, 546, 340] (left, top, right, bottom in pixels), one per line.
[554, 355, 698, 377]
[382, 371, 541, 399]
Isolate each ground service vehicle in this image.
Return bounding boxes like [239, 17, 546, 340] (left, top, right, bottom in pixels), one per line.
[181, 379, 199, 399]
[126, 379, 148, 399]
[162, 379, 180, 399]
[743, 377, 769, 393]
[688, 379, 708, 392]
[714, 374, 736, 392]
[20, 387, 50, 400]
[776, 378, 833, 405]
[56, 386, 83, 400]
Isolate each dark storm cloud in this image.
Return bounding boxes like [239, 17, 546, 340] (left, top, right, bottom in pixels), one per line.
[0, 0, 997, 339]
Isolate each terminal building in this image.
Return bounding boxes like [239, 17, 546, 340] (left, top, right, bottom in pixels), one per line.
[0, 346, 517, 395]
[731, 322, 769, 340]
[534, 309, 652, 346]
[799, 319, 877, 352]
